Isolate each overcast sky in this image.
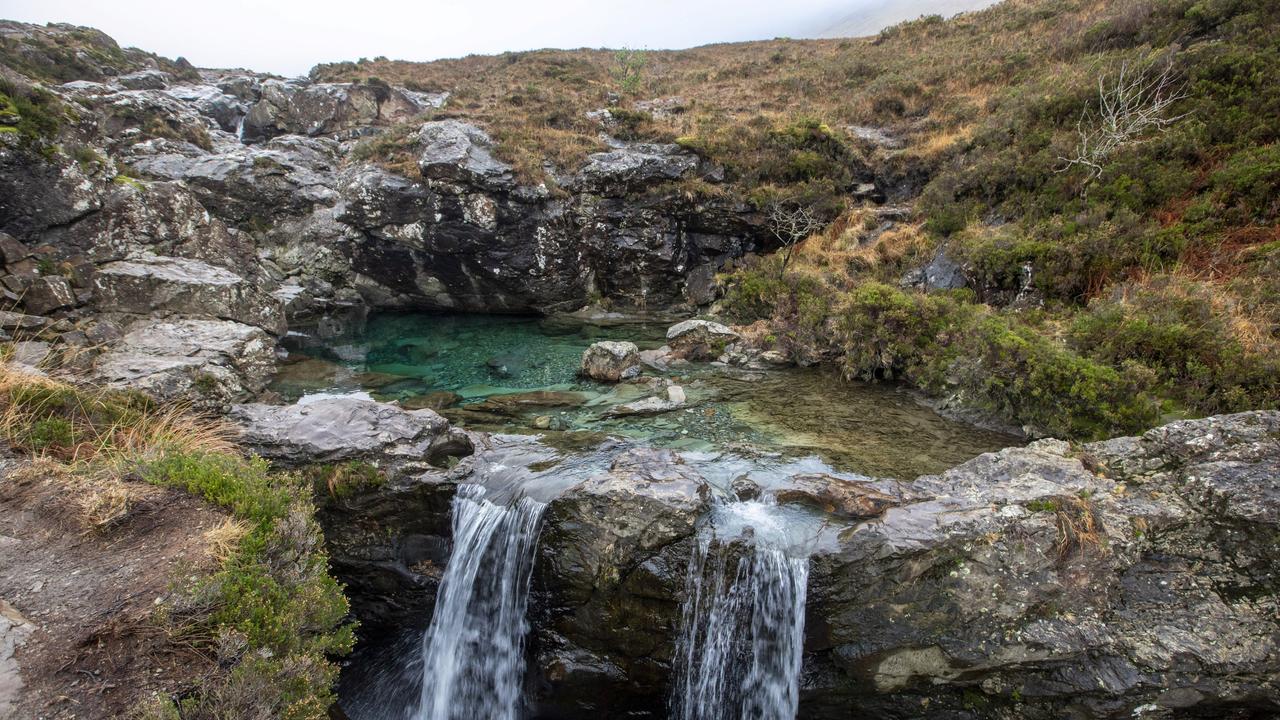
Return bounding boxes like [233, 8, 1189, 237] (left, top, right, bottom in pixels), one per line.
[1, 0, 993, 77]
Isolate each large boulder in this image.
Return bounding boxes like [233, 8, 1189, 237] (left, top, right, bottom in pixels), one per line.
[416, 120, 515, 189]
[529, 448, 711, 718]
[124, 135, 341, 225]
[231, 396, 474, 470]
[665, 319, 739, 361]
[803, 412, 1280, 719]
[91, 254, 285, 334]
[91, 319, 275, 409]
[240, 79, 440, 143]
[579, 341, 641, 382]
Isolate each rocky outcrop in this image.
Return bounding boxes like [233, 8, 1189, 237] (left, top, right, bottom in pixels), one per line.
[92, 254, 285, 334]
[91, 319, 275, 409]
[241, 78, 444, 143]
[231, 395, 474, 470]
[529, 448, 711, 718]
[579, 341, 641, 382]
[803, 411, 1280, 719]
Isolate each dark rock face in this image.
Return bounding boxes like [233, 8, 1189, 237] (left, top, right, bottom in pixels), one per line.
[317, 472, 458, 636]
[528, 448, 711, 718]
[340, 125, 766, 314]
[803, 411, 1280, 719]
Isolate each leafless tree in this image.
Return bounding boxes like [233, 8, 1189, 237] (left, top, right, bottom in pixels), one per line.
[1058, 59, 1189, 187]
[766, 201, 825, 277]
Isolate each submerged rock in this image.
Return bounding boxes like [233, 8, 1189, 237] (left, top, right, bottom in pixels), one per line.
[774, 473, 907, 519]
[579, 340, 641, 382]
[604, 384, 688, 417]
[231, 396, 474, 469]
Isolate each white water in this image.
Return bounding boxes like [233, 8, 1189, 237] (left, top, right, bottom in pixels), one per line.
[412, 483, 546, 720]
[672, 501, 811, 720]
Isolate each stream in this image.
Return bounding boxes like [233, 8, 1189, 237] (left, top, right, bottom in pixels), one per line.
[275, 313, 1019, 719]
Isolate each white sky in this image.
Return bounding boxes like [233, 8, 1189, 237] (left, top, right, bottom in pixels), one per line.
[0, 0, 990, 77]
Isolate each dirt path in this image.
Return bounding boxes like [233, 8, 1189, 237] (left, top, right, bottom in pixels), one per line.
[0, 458, 226, 719]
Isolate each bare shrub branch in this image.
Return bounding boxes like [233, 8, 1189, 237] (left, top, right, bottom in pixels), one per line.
[766, 201, 825, 277]
[1058, 59, 1189, 186]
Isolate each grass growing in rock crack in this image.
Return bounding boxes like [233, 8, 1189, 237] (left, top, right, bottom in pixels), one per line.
[0, 363, 354, 719]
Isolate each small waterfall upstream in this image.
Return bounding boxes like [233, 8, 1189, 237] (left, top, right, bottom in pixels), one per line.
[412, 483, 546, 720]
[671, 501, 811, 720]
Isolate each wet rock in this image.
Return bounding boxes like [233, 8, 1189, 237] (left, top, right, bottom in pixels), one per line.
[774, 473, 905, 519]
[919, 247, 967, 291]
[803, 412, 1280, 719]
[469, 390, 591, 417]
[666, 318, 739, 361]
[399, 391, 463, 412]
[730, 474, 762, 502]
[0, 134, 106, 240]
[316, 468, 457, 636]
[92, 254, 285, 334]
[92, 319, 275, 409]
[605, 384, 687, 417]
[579, 341, 641, 382]
[530, 448, 711, 717]
[531, 415, 569, 431]
[231, 396, 474, 469]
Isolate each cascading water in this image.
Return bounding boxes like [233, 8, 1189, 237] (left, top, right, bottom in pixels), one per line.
[671, 501, 810, 720]
[412, 483, 546, 720]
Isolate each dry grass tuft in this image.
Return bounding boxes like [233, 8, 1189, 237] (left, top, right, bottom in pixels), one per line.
[1054, 494, 1109, 560]
[203, 518, 251, 564]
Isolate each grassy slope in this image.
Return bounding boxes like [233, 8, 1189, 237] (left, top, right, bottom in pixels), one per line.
[0, 364, 353, 719]
[320, 0, 1280, 439]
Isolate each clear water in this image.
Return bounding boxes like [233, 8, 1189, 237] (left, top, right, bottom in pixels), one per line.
[274, 313, 1018, 480]
[672, 500, 810, 720]
[295, 313, 1022, 720]
[413, 484, 545, 720]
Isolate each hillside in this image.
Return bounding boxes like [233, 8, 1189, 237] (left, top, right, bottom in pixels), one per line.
[301, 0, 1280, 438]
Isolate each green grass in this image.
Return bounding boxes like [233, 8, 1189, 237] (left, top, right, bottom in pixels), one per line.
[0, 365, 353, 719]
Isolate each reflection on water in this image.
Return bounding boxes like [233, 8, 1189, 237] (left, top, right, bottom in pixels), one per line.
[273, 313, 1018, 480]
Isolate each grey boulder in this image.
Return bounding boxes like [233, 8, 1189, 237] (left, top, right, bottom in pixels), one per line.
[231, 396, 474, 469]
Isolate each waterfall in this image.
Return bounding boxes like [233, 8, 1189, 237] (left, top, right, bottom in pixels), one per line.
[671, 506, 810, 720]
[412, 484, 546, 720]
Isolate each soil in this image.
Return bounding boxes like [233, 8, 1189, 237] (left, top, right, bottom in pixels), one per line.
[0, 456, 227, 719]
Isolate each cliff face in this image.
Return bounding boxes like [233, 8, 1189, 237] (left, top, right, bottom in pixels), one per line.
[0, 21, 775, 336]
